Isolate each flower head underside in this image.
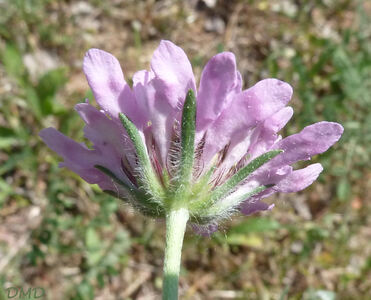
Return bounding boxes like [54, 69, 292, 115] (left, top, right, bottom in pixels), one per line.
[40, 40, 343, 235]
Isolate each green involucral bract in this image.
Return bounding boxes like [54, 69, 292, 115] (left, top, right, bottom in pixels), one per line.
[119, 112, 165, 202]
[168, 89, 197, 209]
[95, 165, 164, 217]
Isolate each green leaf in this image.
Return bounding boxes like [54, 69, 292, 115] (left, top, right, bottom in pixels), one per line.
[0, 126, 15, 137]
[76, 280, 95, 300]
[1, 43, 25, 79]
[85, 227, 104, 267]
[229, 217, 281, 235]
[35, 67, 67, 115]
[36, 68, 67, 99]
[85, 227, 101, 251]
[0, 126, 24, 149]
[25, 84, 42, 120]
[0, 150, 29, 176]
[0, 137, 20, 149]
[225, 233, 263, 248]
[336, 177, 351, 201]
[0, 178, 13, 207]
[211, 150, 283, 202]
[223, 217, 281, 248]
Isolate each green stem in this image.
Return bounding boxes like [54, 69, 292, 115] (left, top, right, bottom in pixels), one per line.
[162, 208, 189, 300]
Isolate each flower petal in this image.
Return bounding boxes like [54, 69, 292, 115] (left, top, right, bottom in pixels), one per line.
[219, 106, 293, 173]
[75, 102, 139, 173]
[242, 78, 293, 121]
[131, 41, 196, 164]
[240, 163, 323, 215]
[76, 102, 125, 153]
[39, 127, 114, 190]
[271, 121, 344, 167]
[150, 40, 196, 108]
[248, 106, 294, 159]
[132, 70, 154, 127]
[83, 49, 140, 124]
[274, 163, 323, 193]
[240, 201, 275, 216]
[132, 70, 176, 165]
[242, 122, 343, 201]
[201, 79, 293, 167]
[197, 52, 241, 131]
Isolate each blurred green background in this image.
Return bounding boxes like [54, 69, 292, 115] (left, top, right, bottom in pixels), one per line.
[0, 0, 370, 299]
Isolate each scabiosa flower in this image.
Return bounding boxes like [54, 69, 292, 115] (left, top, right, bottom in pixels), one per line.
[40, 40, 343, 299]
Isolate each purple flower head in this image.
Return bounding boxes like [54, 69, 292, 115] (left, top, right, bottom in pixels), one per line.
[40, 40, 343, 235]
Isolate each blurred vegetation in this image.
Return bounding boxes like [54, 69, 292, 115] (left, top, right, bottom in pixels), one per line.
[0, 0, 370, 299]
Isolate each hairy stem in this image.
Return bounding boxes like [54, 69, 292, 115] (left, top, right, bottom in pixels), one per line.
[162, 208, 189, 300]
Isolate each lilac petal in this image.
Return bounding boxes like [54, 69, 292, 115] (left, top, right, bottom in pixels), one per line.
[274, 163, 323, 193]
[230, 163, 291, 216]
[247, 106, 294, 160]
[197, 52, 241, 131]
[246, 122, 342, 194]
[238, 165, 293, 199]
[75, 102, 138, 173]
[132, 70, 176, 165]
[215, 78, 292, 134]
[76, 102, 124, 152]
[201, 79, 293, 166]
[200, 91, 255, 165]
[263, 106, 293, 133]
[130, 41, 196, 164]
[39, 128, 115, 190]
[221, 106, 294, 172]
[150, 40, 196, 108]
[240, 201, 275, 216]
[83, 49, 141, 125]
[244, 78, 293, 121]
[132, 70, 154, 128]
[240, 163, 323, 215]
[271, 121, 344, 167]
